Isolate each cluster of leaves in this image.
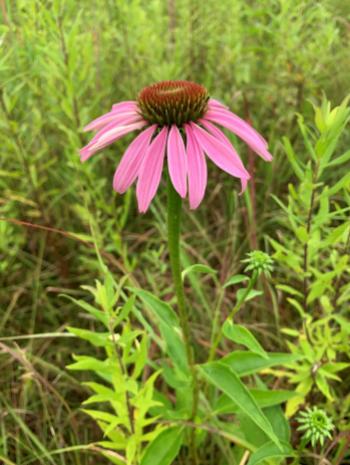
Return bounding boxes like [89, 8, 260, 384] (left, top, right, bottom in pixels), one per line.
[66, 274, 164, 465]
[67, 261, 301, 465]
[1, 1, 350, 465]
[66, 99, 350, 465]
[270, 98, 350, 459]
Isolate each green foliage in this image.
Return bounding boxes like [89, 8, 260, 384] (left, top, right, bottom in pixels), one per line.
[1, 1, 350, 465]
[200, 361, 281, 448]
[66, 274, 164, 465]
[270, 97, 350, 419]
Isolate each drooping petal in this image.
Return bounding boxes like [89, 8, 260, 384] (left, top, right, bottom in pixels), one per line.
[84, 109, 141, 132]
[207, 105, 268, 147]
[204, 107, 272, 161]
[167, 125, 187, 198]
[200, 119, 248, 193]
[185, 124, 207, 209]
[190, 122, 250, 180]
[80, 120, 147, 162]
[113, 125, 157, 193]
[200, 119, 238, 151]
[136, 127, 168, 213]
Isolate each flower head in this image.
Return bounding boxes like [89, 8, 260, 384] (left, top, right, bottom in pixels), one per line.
[80, 80, 272, 213]
[297, 406, 334, 447]
[242, 250, 274, 277]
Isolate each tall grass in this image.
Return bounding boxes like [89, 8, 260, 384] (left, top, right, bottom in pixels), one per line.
[0, 1, 349, 464]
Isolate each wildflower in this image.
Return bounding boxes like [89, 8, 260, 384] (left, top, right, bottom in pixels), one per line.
[80, 80, 272, 212]
[242, 250, 274, 277]
[297, 406, 334, 447]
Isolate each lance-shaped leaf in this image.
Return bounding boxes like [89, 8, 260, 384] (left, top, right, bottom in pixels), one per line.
[141, 426, 184, 465]
[222, 320, 268, 359]
[200, 361, 281, 449]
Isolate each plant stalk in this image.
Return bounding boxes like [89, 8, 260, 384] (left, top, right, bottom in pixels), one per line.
[167, 178, 198, 465]
[208, 270, 258, 361]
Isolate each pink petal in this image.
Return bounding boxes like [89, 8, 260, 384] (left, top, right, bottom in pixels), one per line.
[113, 125, 157, 193]
[209, 98, 229, 110]
[200, 119, 249, 193]
[86, 115, 143, 146]
[240, 177, 248, 194]
[136, 127, 168, 213]
[190, 123, 250, 180]
[185, 124, 207, 209]
[200, 119, 238, 150]
[204, 108, 272, 161]
[80, 120, 147, 162]
[112, 101, 138, 112]
[207, 106, 268, 147]
[167, 125, 187, 198]
[84, 109, 141, 132]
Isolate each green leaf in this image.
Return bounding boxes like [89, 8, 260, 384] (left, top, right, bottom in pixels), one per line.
[295, 226, 309, 244]
[159, 321, 189, 374]
[222, 321, 268, 359]
[221, 351, 300, 376]
[247, 440, 294, 465]
[200, 362, 281, 448]
[141, 426, 184, 465]
[315, 373, 333, 400]
[181, 263, 217, 281]
[61, 295, 109, 327]
[328, 172, 350, 196]
[214, 389, 297, 414]
[276, 284, 303, 298]
[67, 355, 110, 372]
[223, 274, 249, 288]
[283, 137, 304, 180]
[327, 149, 350, 167]
[133, 289, 179, 327]
[67, 327, 110, 347]
[134, 289, 188, 374]
[236, 288, 263, 302]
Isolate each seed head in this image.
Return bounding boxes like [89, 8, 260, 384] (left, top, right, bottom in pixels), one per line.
[242, 250, 274, 277]
[297, 406, 334, 447]
[138, 80, 209, 126]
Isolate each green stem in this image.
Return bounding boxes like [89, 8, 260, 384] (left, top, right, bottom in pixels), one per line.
[209, 270, 258, 361]
[167, 178, 198, 465]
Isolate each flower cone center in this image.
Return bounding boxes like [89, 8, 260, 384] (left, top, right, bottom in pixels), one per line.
[138, 80, 209, 126]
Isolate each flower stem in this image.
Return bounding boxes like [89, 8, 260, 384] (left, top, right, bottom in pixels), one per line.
[167, 178, 198, 465]
[208, 270, 258, 361]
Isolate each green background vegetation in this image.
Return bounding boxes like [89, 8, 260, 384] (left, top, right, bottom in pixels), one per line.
[1, 0, 350, 464]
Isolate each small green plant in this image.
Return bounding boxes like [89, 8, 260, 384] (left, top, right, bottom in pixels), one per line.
[66, 274, 164, 465]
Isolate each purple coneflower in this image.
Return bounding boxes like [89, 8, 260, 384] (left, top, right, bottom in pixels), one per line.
[80, 80, 272, 212]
